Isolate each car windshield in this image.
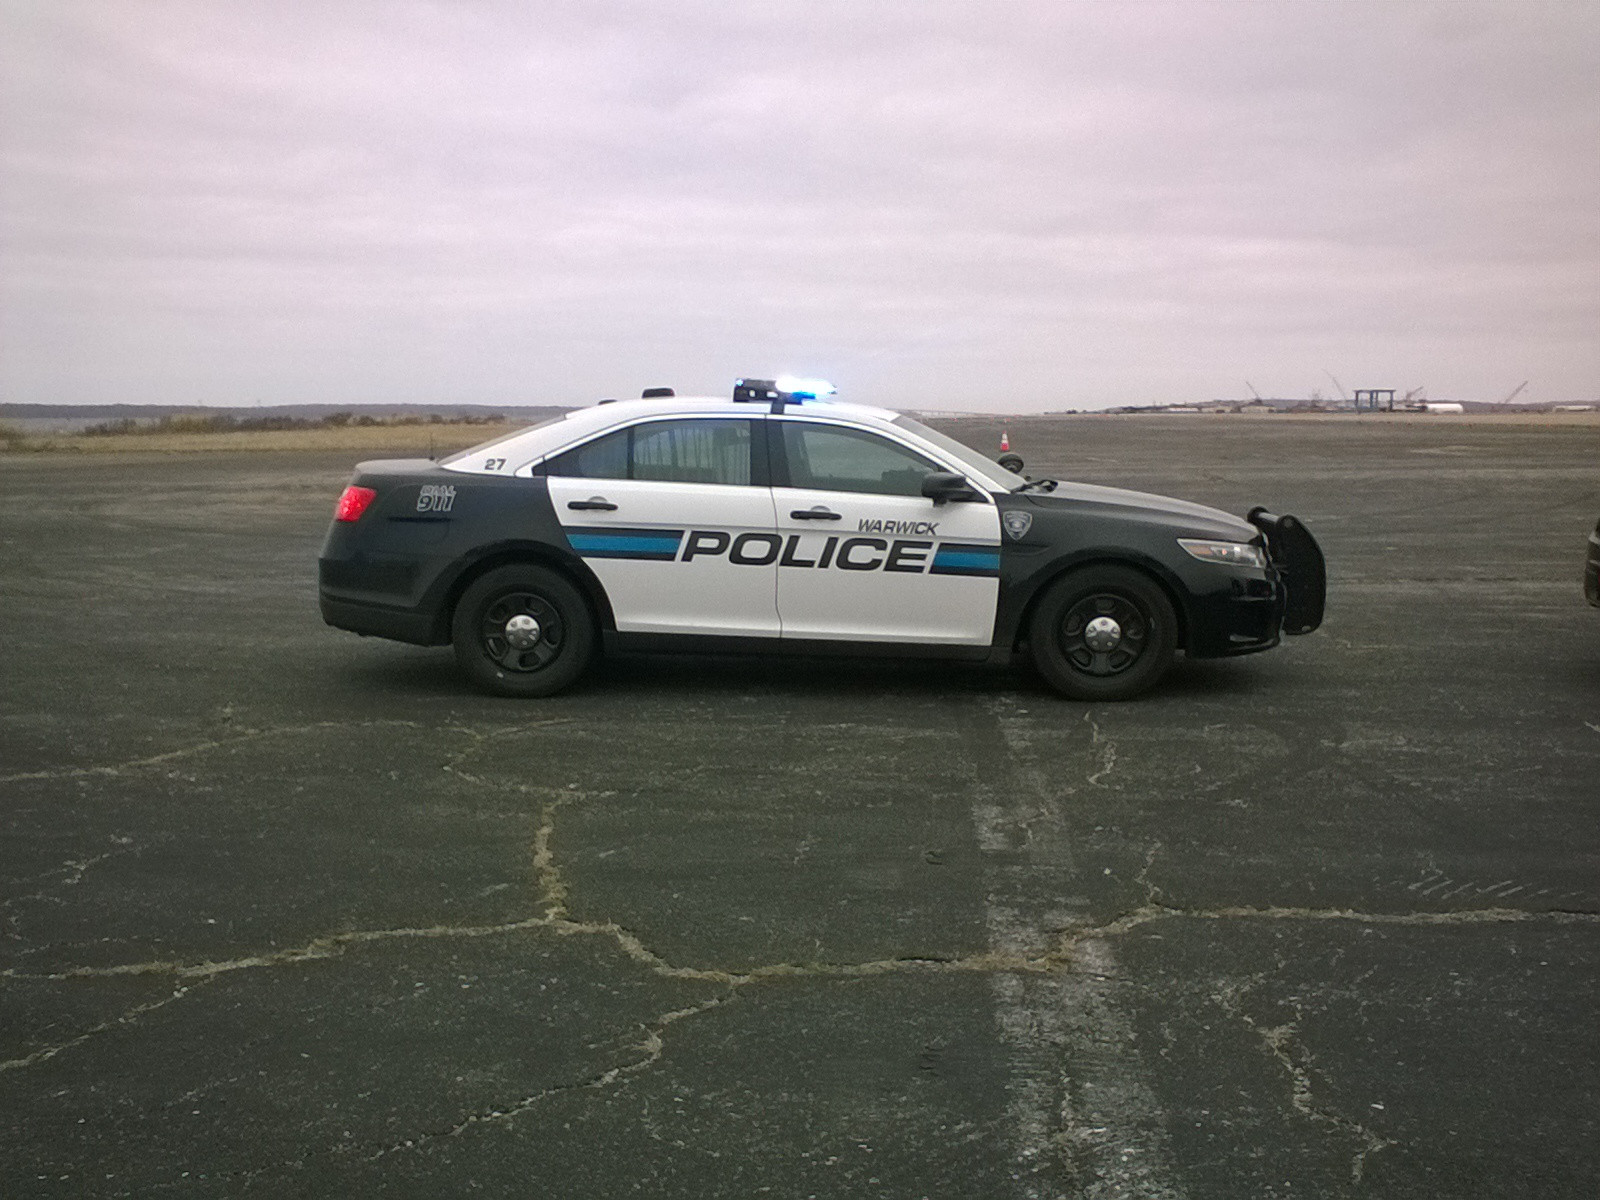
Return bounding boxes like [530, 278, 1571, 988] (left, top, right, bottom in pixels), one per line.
[891, 415, 1029, 489]
[438, 413, 570, 466]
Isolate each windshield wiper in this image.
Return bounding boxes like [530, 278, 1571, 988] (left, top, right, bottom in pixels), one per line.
[1012, 478, 1058, 493]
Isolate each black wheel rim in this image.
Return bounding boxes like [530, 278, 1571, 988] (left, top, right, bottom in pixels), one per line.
[1057, 593, 1148, 677]
[479, 591, 564, 673]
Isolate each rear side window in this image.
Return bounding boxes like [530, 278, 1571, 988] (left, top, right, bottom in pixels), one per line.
[551, 428, 630, 479]
[780, 423, 941, 497]
[544, 419, 752, 486]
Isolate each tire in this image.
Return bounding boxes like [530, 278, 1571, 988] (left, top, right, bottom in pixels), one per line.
[1028, 566, 1178, 701]
[450, 565, 595, 697]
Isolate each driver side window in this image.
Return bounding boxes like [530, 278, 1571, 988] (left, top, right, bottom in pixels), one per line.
[780, 423, 941, 497]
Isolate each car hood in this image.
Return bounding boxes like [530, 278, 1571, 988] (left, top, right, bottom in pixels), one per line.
[1024, 481, 1258, 540]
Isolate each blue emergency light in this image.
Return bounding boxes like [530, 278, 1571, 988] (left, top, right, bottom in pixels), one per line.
[733, 376, 836, 410]
[775, 376, 836, 399]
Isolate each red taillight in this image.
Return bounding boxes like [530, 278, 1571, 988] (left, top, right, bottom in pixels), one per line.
[335, 486, 377, 522]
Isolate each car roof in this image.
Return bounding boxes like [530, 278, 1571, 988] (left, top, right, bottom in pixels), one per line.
[437, 391, 1017, 492]
[576, 395, 900, 423]
[442, 394, 907, 472]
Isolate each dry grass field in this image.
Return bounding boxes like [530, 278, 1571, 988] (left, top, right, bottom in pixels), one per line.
[3, 420, 524, 456]
[4, 409, 1597, 458]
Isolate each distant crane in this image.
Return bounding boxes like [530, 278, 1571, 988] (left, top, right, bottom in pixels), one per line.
[1324, 371, 1350, 404]
[1501, 381, 1529, 405]
[1245, 381, 1263, 402]
[1403, 387, 1425, 403]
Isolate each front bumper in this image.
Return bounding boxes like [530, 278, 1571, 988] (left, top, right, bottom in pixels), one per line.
[1182, 508, 1324, 659]
[1183, 572, 1284, 658]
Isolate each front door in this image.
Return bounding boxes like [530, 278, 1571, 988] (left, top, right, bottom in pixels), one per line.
[771, 419, 1001, 644]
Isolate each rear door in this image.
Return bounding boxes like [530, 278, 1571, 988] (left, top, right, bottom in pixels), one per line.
[543, 417, 781, 637]
[771, 418, 1001, 645]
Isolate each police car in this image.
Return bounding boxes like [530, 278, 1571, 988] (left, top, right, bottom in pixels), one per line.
[318, 378, 1325, 700]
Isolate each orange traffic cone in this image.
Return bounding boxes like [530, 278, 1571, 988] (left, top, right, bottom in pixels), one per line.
[1000, 429, 1010, 451]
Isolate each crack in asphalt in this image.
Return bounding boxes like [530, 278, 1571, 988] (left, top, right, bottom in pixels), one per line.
[1134, 840, 1168, 906]
[531, 789, 581, 920]
[1083, 712, 1118, 788]
[1, 916, 554, 989]
[11, 898, 1588, 1077]
[1213, 980, 1396, 1185]
[0, 719, 506, 785]
[8, 716, 1600, 1184]
[0, 980, 214, 1074]
[362, 992, 736, 1162]
[1, 839, 138, 942]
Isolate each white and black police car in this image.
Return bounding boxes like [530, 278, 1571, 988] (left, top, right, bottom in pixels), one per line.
[319, 378, 1325, 700]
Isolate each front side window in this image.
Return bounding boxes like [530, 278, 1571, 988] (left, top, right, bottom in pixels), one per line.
[780, 423, 942, 497]
[544, 420, 752, 486]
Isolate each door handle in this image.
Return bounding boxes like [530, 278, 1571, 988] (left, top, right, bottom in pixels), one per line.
[790, 507, 841, 520]
[567, 497, 618, 511]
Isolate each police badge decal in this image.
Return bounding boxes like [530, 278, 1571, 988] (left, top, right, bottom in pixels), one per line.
[1002, 510, 1033, 541]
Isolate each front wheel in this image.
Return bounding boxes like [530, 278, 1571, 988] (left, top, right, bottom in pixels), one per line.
[1028, 566, 1178, 701]
[451, 565, 595, 697]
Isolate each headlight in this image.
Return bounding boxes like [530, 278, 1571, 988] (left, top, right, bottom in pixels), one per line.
[1178, 539, 1267, 569]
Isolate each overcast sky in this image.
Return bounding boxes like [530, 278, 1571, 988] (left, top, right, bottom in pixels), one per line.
[3, 1, 1597, 412]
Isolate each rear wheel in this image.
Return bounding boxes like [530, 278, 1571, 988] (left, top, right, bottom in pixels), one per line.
[1028, 566, 1177, 701]
[451, 565, 595, 697]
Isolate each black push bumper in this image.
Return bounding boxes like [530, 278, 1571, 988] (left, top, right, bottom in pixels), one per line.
[1248, 508, 1326, 634]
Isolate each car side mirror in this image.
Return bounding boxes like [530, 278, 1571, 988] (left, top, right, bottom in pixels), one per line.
[921, 471, 982, 505]
[997, 453, 1024, 473]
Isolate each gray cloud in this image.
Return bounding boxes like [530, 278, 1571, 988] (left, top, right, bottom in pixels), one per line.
[3, 0, 1597, 409]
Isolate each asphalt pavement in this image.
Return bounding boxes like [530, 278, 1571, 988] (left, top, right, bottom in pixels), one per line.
[2, 416, 1598, 1198]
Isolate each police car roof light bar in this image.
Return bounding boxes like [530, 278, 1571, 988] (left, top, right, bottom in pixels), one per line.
[775, 376, 836, 400]
[733, 376, 835, 413]
[733, 378, 781, 404]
